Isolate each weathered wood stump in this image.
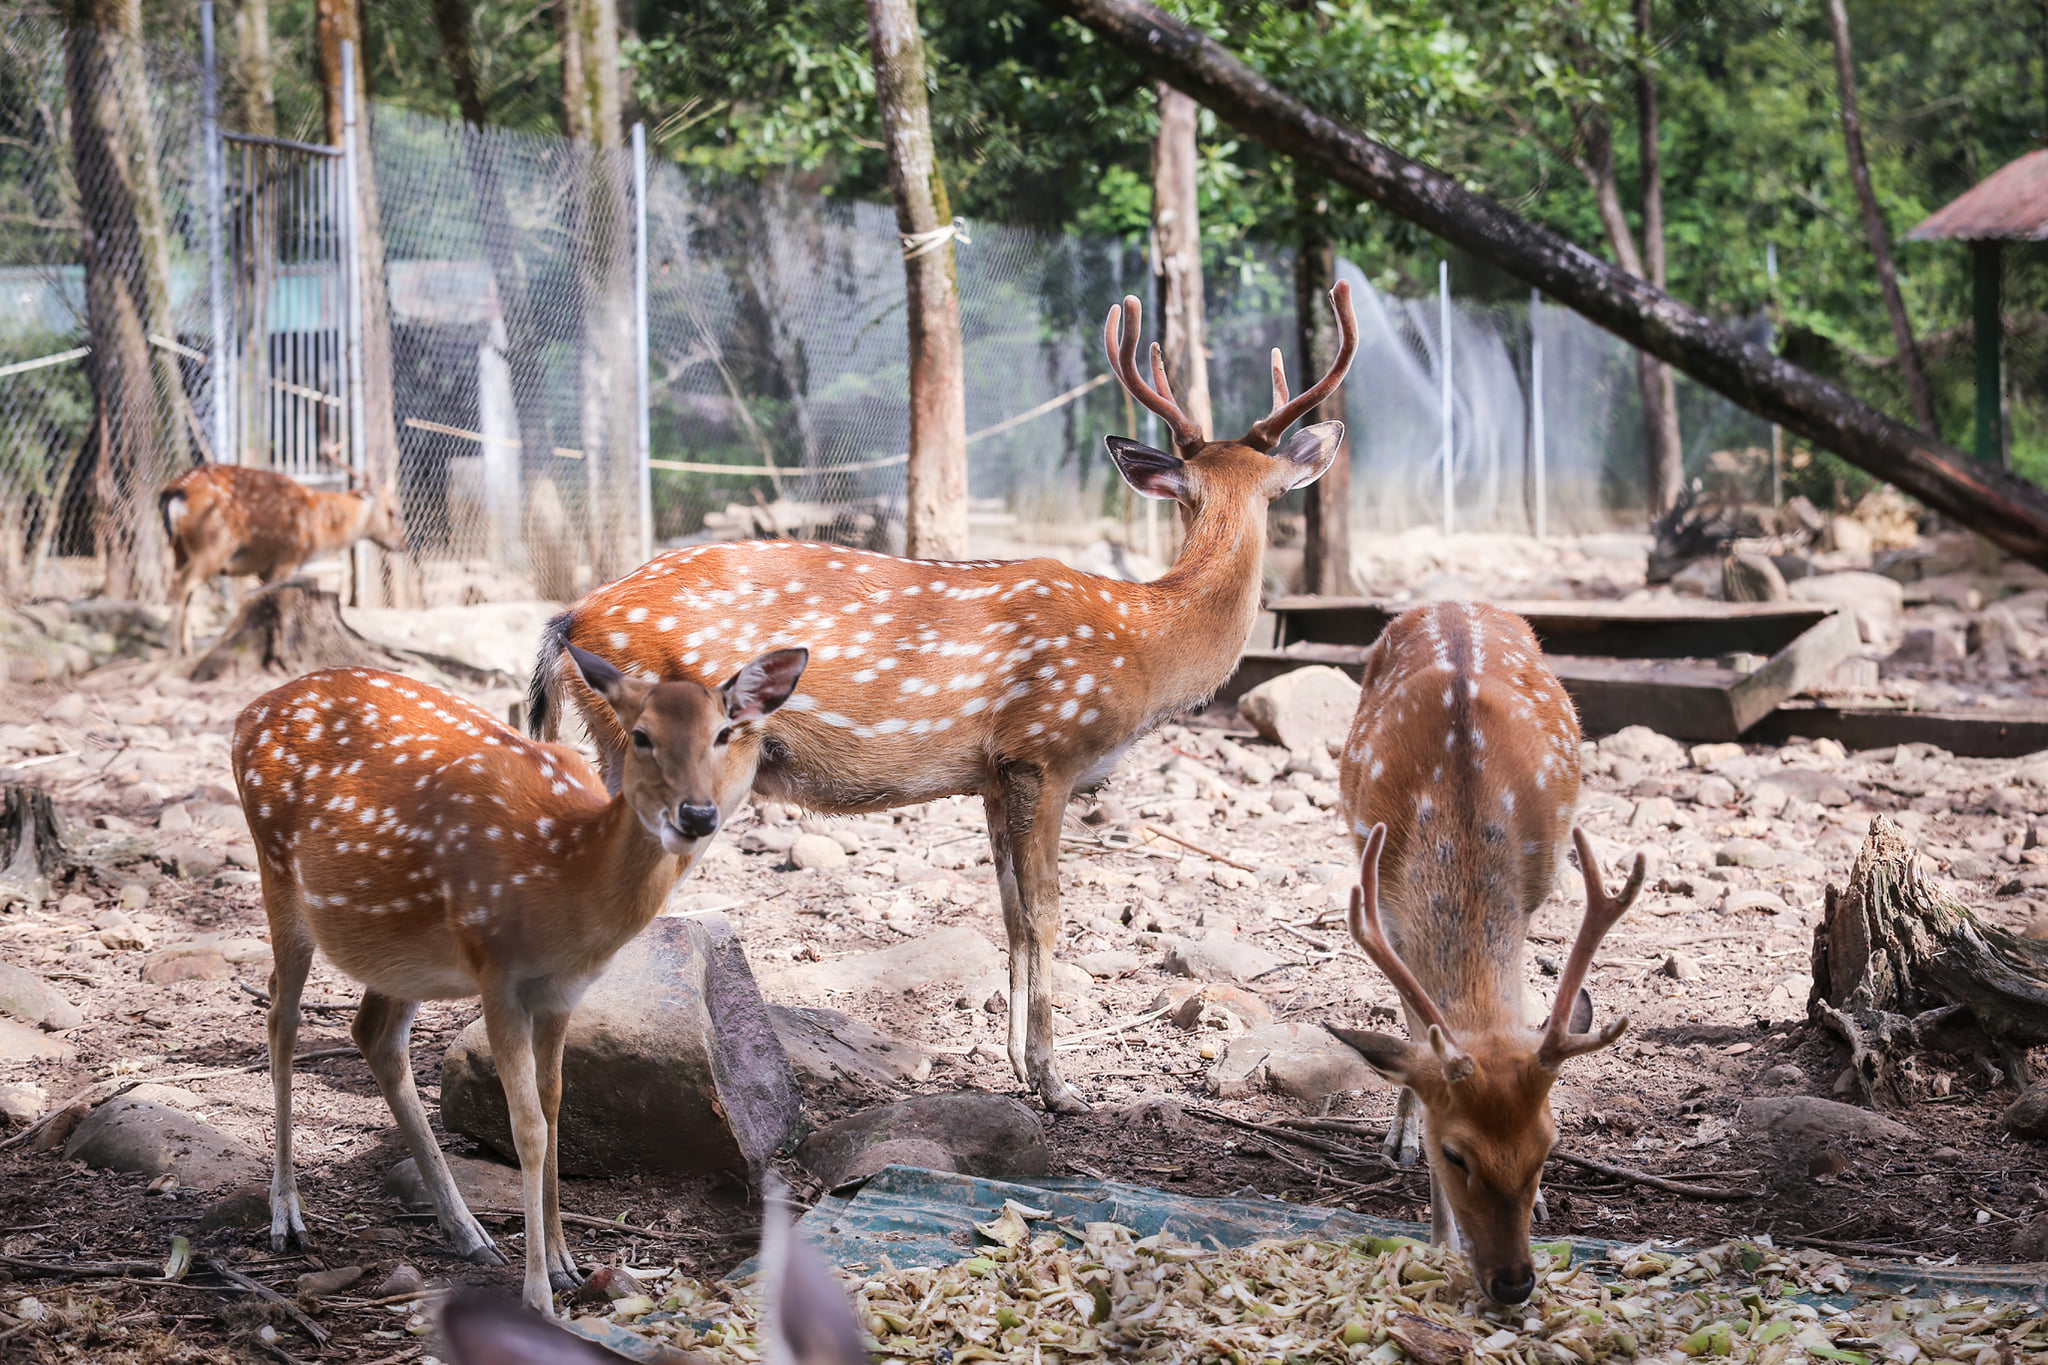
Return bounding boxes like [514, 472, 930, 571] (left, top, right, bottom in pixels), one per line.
[0, 783, 70, 909]
[1809, 815, 2048, 1103]
[189, 581, 511, 689]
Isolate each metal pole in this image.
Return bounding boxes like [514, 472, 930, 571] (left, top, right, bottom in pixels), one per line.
[202, 2, 228, 464]
[1529, 288, 1545, 540]
[632, 122, 652, 563]
[340, 40, 370, 600]
[1766, 241, 1783, 508]
[1439, 259, 1454, 537]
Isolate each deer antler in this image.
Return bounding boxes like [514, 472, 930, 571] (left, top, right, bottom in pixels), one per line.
[1348, 823, 1473, 1080]
[1539, 828, 1646, 1068]
[1242, 280, 1359, 452]
[1103, 295, 1206, 451]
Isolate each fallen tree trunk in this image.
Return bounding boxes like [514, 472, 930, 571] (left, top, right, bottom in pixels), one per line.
[1808, 814, 2048, 1103]
[1038, 0, 2048, 567]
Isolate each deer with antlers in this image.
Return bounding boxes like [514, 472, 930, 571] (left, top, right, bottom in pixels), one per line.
[1324, 602, 1643, 1304]
[233, 645, 806, 1314]
[527, 286, 1358, 1113]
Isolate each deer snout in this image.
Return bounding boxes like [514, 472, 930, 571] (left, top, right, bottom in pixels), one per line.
[1486, 1263, 1537, 1305]
[673, 801, 719, 839]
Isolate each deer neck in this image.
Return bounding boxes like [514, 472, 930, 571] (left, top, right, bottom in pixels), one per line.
[317, 494, 370, 553]
[558, 798, 680, 953]
[1141, 491, 1270, 704]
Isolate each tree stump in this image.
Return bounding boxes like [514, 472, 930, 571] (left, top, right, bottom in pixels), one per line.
[188, 581, 512, 690]
[1809, 814, 2048, 1103]
[0, 783, 70, 910]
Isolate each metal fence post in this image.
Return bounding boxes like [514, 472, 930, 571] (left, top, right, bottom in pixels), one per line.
[1439, 259, 1454, 537]
[201, 1, 229, 465]
[633, 121, 652, 564]
[1529, 288, 1545, 540]
[340, 39, 369, 601]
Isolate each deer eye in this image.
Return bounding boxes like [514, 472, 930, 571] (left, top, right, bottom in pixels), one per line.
[631, 730, 653, 752]
[715, 727, 733, 746]
[1440, 1145, 1468, 1172]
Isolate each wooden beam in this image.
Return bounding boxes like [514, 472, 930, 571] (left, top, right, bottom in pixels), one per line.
[1040, 0, 2048, 567]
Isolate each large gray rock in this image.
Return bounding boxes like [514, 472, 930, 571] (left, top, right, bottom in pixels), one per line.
[1236, 665, 1360, 757]
[1737, 1095, 1918, 1144]
[0, 1016, 74, 1061]
[769, 1004, 931, 1091]
[64, 1086, 264, 1188]
[1208, 1023, 1380, 1102]
[1163, 936, 1282, 985]
[2004, 1081, 2048, 1139]
[764, 926, 1002, 1001]
[0, 962, 82, 1031]
[440, 913, 802, 1179]
[795, 1092, 1049, 1189]
[1788, 572, 1904, 644]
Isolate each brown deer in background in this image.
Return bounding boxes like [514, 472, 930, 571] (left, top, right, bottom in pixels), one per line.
[1326, 602, 1643, 1303]
[160, 463, 407, 654]
[528, 285, 1358, 1113]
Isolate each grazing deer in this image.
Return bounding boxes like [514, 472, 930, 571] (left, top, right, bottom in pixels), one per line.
[1324, 602, 1643, 1304]
[437, 1180, 872, 1365]
[525, 287, 1356, 1114]
[161, 463, 408, 654]
[232, 644, 806, 1314]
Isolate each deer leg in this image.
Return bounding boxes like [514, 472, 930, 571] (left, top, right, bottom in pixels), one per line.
[1429, 1170, 1466, 1254]
[530, 1002, 582, 1291]
[1383, 1088, 1424, 1165]
[480, 987, 557, 1314]
[265, 928, 314, 1252]
[1002, 766, 1090, 1115]
[353, 991, 506, 1269]
[982, 783, 1030, 1087]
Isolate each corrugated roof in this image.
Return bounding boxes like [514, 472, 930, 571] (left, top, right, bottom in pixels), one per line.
[1909, 148, 2048, 241]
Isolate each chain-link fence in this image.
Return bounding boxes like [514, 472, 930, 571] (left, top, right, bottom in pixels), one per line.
[1, 8, 1775, 613]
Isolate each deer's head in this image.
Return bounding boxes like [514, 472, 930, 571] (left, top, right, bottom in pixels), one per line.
[356, 485, 409, 552]
[564, 644, 806, 854]
[1100, 283, 1356, 514]
[1330, 825, 1643, 1304]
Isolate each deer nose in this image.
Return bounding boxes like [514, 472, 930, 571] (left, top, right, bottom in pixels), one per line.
[673, 802, 719, 839]
[1487, 1267, 1537, 1304]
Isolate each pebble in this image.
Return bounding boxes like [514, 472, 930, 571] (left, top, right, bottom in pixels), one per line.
[117, 883, 151, 911]
[1716, 838, 1778, 868]
[1661, 952, 1704, 982]
[789, 833, 848, 872]
[1163, 936, 1281, 985]
[156, 801, 193, 833]
[2004, 1081, 2048, 1139]
[1695, 775, 1739, 807]
[1690, 742, 1745, 768]
[142, 946, 233, 984]
[1756, 1063, 1806, 1089]
[295, 1266, 366, 1298]
[372, 1263, 425, 1298]
[1722, 889, 1788, 915]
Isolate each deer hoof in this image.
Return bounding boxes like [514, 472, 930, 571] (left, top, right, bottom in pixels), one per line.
[456, 1232, 509, 1266]
[1039, 1079, 1092, 1116]
[548, 1267, 584, 1293]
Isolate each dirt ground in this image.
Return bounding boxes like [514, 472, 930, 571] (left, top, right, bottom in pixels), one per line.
[3, 550, 2047, 1362]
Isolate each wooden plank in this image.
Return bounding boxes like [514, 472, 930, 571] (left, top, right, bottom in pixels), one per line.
[1728, 610, 1862, 733]
[1751, 705, 2048, 759]
[1268, 596, 1830, 659]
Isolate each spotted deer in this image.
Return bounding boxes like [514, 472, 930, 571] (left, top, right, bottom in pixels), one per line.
[1324, 602, 1643, 1303]
[161, 463, 408, 654]
[232, 645, 806, 1314]
[528, 285, 1358, 1113]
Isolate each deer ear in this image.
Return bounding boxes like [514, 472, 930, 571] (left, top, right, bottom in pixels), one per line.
[759, 1180, 872, 1365]
[1325, 1024, 1421, 1084]
[437, 1293, 633, 1365]
[1568, 986, 1593, 1035]
[723, 648, 808, 723]
[567, 644, 650, 719]
[1272, 421, 1345, 490]
[1106, 436, 1189, 502]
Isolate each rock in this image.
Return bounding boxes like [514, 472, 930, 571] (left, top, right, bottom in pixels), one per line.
[1690, 742, 1745, 768]
[1154, 982, 1276, 1032]
[0, 1016, 75, 1061]
[1789, 572, 1905, 645]
[64, 1087, 264, 1188]
[1826, 515, 1874, 557]
[767, 926, 1002, 1000]
[1756, 1063, 1807, 1089]
[1236, 666, 1359, 757]
[97, 916, 152, 951]
[441, 913, 801, 1178]
[214, 938, 273, 966]
[1886, 625, 1966, 668]
[2015, 1214, 2048, 1263]
[143, 946, 233, 983]
[796, 1092, 1049, 1189]
[2004, 1081, 2048, 1139]
[1695, 775, 1738, 807]
[196, 1186, 272, 1232]
[0, 1081, 47, 1126]
[1600, 726, 1685, 767]
[1748, 781, 1790, 818]
[295, 1266, 365, 1298]
[1167, 798, 1214, 828]
[1738, 1095, 1919, 1145]
[1074, 950, 1144, 979]
[161, 842, 225, 880]
[742, 825, 799, 855]
[384, 1153, 526, 1211]
[768, 1004, 931, 1091]
[1209, 1023, 1382, 1101]
[117, 882, 151, 911]
[789, 833, 848, 872]
[1716, 839, 1778, 869]
[1661, 952, 1704, 982]
[0, 962, 82, 1031]
[373, 1264, 425, 1298]
[1723, 889, 1788, 915]
[156, 801, 193, 833]
[1162, 936, 1281, 985]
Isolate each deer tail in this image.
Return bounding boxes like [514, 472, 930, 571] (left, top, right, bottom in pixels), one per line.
[526, 610, 575, 741]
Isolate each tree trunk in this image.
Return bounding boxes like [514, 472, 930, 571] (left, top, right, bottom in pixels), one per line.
[1043, 0, 2048, 569]
[435, 0, 559, 545]
[232, 0, 274, 136]
[865, 0, 968, 560]
[1295, 187, 1349, 595]
[1153, 83, 1212, 440]
[1634, 0, 1683, 514]
[0, 784, 72, 912]
[560, 0, 640, 581]
[1809, 815, 2048, 1102]
[66, 0, 188, 602]
[1826, 0, 1937, 436]
[317, 0, 416, 605]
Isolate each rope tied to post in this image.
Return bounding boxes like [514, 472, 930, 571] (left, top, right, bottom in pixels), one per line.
[901, 217, 970, 260]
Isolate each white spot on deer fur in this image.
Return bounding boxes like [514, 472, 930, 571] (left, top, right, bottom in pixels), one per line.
[961, 697, 988, 715]
[853, 669, 877, 683]
[1370, 759, 1385, 778]
[1059, 699, 1078, 719]
[609, 632, 628, 649]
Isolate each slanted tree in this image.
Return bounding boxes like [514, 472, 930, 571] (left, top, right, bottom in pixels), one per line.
[1152, 83, 1211, 441]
